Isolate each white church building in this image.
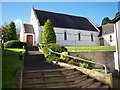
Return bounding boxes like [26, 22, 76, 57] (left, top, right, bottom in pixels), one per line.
[20, 7, 100, 46]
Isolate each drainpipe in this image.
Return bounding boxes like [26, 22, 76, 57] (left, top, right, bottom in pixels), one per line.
[115, 22, 120, 77]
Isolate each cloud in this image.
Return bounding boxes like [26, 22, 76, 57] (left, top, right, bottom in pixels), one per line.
[14, 19, 22, 25]
[14, 19, 22, 34]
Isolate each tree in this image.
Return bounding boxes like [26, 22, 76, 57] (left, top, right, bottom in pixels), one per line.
[7, 22, 17, 40]
[115, 12, 120, 17]
[1, 25, 10, 42]
[101, 17, 110, 25]
[42, 19, 56, 43]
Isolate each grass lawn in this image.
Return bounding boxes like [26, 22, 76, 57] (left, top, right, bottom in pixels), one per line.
[2, 48, 25, 88]
[65, 46, 116, 52]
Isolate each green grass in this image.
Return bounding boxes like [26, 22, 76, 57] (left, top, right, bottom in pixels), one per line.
[65, 46, 116, 52]
[2, 48, 25, 88]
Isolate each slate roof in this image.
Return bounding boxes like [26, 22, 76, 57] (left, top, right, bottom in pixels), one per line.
[24, 24, 34, 33]
[102, 24, 114, 35]
[34, 9, 98, 32]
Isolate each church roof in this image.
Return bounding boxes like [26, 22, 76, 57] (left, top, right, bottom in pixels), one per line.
[23, 24, 34, 33]
[102, 24, 114, 35]
[34, 9, 98, 32]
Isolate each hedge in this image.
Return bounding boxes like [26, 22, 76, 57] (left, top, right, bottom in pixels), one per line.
[4, 40, 27, 48]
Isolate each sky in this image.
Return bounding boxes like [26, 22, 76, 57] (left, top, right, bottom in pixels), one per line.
[1, 2, 119, 27]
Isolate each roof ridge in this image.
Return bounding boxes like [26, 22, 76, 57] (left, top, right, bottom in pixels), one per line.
[34, 9, 86, 19]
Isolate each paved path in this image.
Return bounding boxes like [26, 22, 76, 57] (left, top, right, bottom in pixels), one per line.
[24, 50, 63, 71]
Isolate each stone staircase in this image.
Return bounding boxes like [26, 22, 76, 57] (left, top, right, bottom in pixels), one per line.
[22, 68, 110, 89]
[21, 46, 110, 89]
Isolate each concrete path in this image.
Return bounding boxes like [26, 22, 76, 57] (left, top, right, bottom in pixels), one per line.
[24, 50, 63, 70]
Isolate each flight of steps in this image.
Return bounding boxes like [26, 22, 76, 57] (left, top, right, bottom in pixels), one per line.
[22, 68, 110, 89]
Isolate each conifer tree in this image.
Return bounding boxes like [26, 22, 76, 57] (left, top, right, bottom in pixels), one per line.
[42, 19, 56, 43]
[7, 22, 17, 40]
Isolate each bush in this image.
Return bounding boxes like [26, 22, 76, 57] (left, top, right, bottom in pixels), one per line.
[46, 54, 60, 63]
[42, 43, 67, 55]
[68, 59, 79, 66]
[92, 69, 110, 74]
[60, 52, 69, 63]
[78, 58, 94, 69]
[4, 40, 27, 48]
[41, 43, 68, 63]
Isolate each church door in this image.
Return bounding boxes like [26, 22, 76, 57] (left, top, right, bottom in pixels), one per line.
[27, 35, 33, 46]
[99, 37, 104, 46]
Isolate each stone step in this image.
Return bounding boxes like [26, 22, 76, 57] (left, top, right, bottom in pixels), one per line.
[78, 78, 95, 88]
[23, 73, 43, 79]
[26, 46, 39, 51]
[22, 68, 110, 89]
[23, 68, 75, 73]
[23, 75, 88, 87]
[100, 85, 110, 89]
[85, 82, 102, 88]
[65, 70, 81, 79]
[22, 84, 45, 88]
[25, 54, 45, 61]
[61, 68, 76, 74]
[66, 75, 88, 85]
[45, 78, 94, 89]
[23, 79, 44, 85]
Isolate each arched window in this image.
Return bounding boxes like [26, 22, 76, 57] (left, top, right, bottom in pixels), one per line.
[64, 31, 67, 40]
[78, 33, 81, 41]
[91, 34, 93, 41]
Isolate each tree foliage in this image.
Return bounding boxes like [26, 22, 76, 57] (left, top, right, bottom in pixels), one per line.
[1, 25, 10, 42]
[101, 17, 110, 25]
[42, 19, 56, 43]
[7, 22, 17, 40]
[115, 12, 120, 17]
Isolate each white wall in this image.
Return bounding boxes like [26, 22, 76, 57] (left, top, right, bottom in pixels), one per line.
[40, 26, 100, 46]
[103, 33, 116, 46]
[114, 19, 120, 71]
[30, 8, 41, 45]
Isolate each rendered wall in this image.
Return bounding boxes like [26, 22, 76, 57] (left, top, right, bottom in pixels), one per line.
[40, 26, 100, 46]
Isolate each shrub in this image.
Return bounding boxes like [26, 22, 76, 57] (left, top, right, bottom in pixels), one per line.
[42, 19, 56, 43]
[4, 40, 27, 48]
[46, 54, 60, 63]
[68, 59, 79, 66]
[78, 58, 94, 69]
[92, 69, 110, 74]
[42, 43, 67, 56]
[60, 52, 69, 63]
[41, 43, 68, 63]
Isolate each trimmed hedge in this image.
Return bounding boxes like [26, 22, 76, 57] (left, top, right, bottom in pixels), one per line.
[4, 40, 27, 48]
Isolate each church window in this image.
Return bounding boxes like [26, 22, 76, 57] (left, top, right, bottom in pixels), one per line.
[91, 34, 94, 41]
[64, 31, 67, 40]
[78, 33, 81, 41]
[110, 35, 112, 42]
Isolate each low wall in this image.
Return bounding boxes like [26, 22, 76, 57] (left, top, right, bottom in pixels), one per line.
[69, 52, 115, 73]
[52, 61, 113, 88]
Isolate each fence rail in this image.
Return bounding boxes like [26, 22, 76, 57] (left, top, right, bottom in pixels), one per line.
[48, 48, 107, 74]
